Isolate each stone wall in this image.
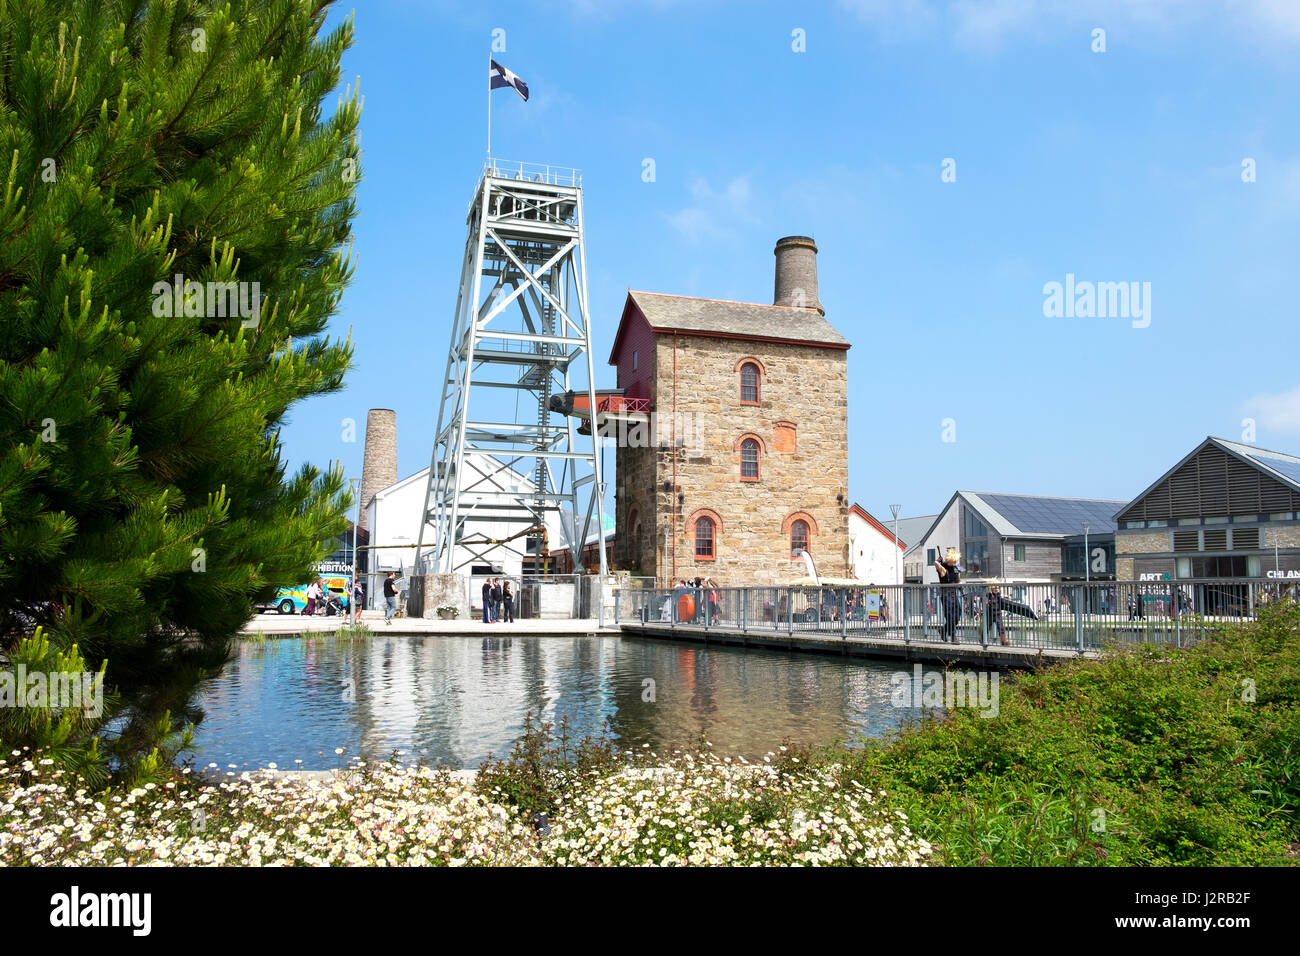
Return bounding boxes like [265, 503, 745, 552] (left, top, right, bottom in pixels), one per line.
[617, 334, 850, 587]
[1116, 530, 1171, 554]
[1264, 526, 1300, 549]
[413, 572, 466, 619]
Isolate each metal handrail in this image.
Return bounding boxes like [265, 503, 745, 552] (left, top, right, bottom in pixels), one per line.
[612, 579, 1295, 653]
[483, 158, 582, 187]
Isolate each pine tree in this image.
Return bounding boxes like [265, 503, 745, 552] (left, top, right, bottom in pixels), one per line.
[0, 0, 362, 772]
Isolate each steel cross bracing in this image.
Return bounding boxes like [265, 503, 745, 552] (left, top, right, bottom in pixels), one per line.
[415, 161, 608, 576]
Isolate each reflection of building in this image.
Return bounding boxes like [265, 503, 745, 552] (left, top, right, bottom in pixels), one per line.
[1115, 436, 1300, 584]
[609, 237, 852, 586]
[914, 491, 1125, 584]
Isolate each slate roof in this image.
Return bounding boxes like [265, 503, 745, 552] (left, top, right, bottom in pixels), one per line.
[894, 515, 939, 549]
[964, 492, 1126, 537]
[626, 291, 850, 348]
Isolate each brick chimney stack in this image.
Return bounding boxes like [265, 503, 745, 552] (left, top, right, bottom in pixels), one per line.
[773, 235, 823, 316]
[358, 408, 397, 532]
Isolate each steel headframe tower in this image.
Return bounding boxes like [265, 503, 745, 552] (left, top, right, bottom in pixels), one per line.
[416, 159, 608, 577]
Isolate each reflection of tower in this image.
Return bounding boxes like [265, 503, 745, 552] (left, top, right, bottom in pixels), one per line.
[416, 160, 607, 575]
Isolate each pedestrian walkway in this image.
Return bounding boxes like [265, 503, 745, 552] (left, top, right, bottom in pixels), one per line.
[242, 612, 616, 638]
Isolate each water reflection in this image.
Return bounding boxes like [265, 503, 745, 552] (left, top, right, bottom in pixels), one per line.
[194, 636, 921, 770]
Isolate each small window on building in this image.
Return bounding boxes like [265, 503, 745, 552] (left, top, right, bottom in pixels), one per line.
[740, 439, 760, 480]
[1014, 544, 1026, 562]
[926, 548, 935, 566]
[791, 520, 809, 558]
[695, 517, 714, 560]
[632, 350, 638, 371]
[740, 362, 760, 404]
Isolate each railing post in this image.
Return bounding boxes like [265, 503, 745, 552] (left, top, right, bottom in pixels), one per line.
[840, 589, 847, 641]
[741, 588, 748, 632]
[980, 586, 988, 648]
[1172, 583, 1181, 649]
[788, 587, 794, 637]
[904, 587, 911, 645]
[1075, 587, 1084, 653]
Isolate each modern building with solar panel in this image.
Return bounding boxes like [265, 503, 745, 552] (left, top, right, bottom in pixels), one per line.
[1114, 437, 1300, 594]
[911, 491, 1125, 587]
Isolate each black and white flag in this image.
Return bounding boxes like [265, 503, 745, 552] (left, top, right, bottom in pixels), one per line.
[490, 60, 529, 101]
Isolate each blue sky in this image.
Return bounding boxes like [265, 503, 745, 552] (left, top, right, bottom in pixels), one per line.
[290, 0, 1300, 530]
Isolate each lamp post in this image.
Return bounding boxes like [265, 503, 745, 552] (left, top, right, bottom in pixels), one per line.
[1082, 522, 1090, 618]
[349, 477, 362, 606]
[890, 504, 901, 586]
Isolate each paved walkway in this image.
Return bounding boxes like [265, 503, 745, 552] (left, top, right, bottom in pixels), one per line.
[618, 622, 1102, 667]
[242, 611, 617, 638]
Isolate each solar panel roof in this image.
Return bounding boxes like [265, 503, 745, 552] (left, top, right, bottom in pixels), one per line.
[972, 493, 1125, 535]
[1242, 449, 1300, 488]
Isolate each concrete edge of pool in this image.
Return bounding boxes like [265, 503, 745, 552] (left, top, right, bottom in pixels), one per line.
[239, 614, 1098, 668]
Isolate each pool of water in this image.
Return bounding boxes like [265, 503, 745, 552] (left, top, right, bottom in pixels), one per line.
[193, 635, 925, 770]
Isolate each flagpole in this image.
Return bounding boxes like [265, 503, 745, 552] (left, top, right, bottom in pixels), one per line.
[487, 52, 491, 157]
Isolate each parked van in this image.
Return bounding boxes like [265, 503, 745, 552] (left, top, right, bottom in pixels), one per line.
[260, 576, 352, 614]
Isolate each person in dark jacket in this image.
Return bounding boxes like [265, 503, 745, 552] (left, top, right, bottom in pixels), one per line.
[383, 572, 398, 625]
[986, 582, 1010, 646]
[502, 581, 515, 623]
[934, 548, 961, 642]
[482, 579, 493, 624]
[491, 579, 503, 623]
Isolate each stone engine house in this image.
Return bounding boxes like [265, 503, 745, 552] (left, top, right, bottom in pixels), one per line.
[608, 236, 852, 586]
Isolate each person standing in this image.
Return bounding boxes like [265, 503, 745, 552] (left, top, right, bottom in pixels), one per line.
[383, 571, 398, 625]
[933, 548, 962, 642]
[491, 578, 503, 624]
[351, 579, 365, 625]
[502, 581, 515, 623]
[304, 579, 319, 616]
[482, 578, 493, 624]
[986, 582, 1010, 646]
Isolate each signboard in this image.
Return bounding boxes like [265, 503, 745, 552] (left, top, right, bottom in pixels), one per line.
[863, 590, 882, 621]
[318, 561, 354, 576]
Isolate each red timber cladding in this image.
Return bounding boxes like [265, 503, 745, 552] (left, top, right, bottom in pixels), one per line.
[610, 299, 655, 402]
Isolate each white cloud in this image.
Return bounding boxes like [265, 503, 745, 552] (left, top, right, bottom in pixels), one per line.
[662, 176, 760, 243]
[1244, 386, 1300, 434]
[836, 0, 939, 37]
[838, 0, 1300, 50]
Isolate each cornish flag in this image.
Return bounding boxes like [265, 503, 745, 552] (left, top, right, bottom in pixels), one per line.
[490, 60, 529, 102]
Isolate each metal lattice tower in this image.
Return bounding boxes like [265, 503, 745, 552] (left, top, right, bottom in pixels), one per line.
[415, 159, 608, 576]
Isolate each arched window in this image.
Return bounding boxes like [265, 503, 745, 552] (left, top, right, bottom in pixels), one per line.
[695, 516, 715, 560]
[740, 438, 760, 480]
[740, 362, 760, 404]
[791, 519, 809, 559]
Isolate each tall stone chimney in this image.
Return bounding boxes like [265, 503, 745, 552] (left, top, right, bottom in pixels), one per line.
[358, 408, 397, 532]
[773, 235, 823, 315]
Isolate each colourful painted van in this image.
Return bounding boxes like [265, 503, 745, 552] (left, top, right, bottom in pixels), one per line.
[265, 576, 352, 615]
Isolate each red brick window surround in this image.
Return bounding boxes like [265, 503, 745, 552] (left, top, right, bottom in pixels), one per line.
[740, 362, 760, 404]
[695, 517, 715, 560]
[790, 520, 809, 558]
[687, 508, 723, 563]
[740, 439, 760, 480]
[782, 511, 819, 560]
[734, 357, 766, 406]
